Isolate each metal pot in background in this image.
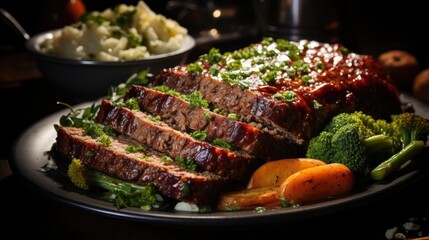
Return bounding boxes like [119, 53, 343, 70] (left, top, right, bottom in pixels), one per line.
[254, 0, 340, 43]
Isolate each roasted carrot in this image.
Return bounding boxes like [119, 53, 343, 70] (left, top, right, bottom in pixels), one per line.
[247, 158, 326, 189]
[279, 163, 355, 204]
[217, 187, 282, 211]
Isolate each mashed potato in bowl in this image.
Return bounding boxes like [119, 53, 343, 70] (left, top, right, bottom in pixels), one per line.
[39, 1, 188, 61]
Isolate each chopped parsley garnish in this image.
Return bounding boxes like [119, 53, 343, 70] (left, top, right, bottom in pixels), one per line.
[286, 68, 296, 77]
[152, 86, 208, 109]
[213, 138, 232, 149]
[226, 60, 242, 71]
[301, 75, 311, 84]
[176, 156, 197, 171]
[125, 145, 146, 153]
[187, 63, 203, 73]
[102, 125, 117, 137]
[224, 206, 240, 211]
[220, 72, 252, 89]
[278, 197, 300, 208]
[255, 206, 266, 212]
[124, 97, 140, 110]
[313, 100, 323, 109]
[183, 37, 354, 99]
[201, 48, 225, 65]
[114, 97, 140, 110]
[231, 47, 258, 60]
[273, 90, 296, 103]
[184, 91, 209, 109]
[84, 123, 105, 137]
[161, 155, 173, 163]
[209, 65, 220, 76]
[147, 115, 161, 122]
[263, 70, 277, 83]
[204, 111, 212, 120]
[152, 85, 182, 98]
[97, 134, 112, 147]
[227, 113, 238, 121]
[190, 129, 207, 141]
[315, 61, 325, 70]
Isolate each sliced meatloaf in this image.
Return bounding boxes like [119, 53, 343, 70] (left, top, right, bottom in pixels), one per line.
[124, 85, 304, 161]
[152, 39, 403, 145]
[55, 126, 229, 204]
[95, 99, 262, 181]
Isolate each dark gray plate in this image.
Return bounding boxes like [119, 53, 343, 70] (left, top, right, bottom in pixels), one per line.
[9, 92, 429, 228]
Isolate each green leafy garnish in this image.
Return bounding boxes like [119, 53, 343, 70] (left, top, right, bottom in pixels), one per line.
[176, 155, 197, 171]
[67, 158, 166, 210]
[190, 129, 207, 141]
[213, 138, 232, 149]
[125, 145, 146, 153]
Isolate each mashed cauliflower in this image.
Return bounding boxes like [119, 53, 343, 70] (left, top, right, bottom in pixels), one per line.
[40, 1, 188, 61]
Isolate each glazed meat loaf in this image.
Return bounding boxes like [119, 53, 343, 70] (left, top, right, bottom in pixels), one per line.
[152, 38, 403, 146]
[55, 126, 229, 204]
[124, 85, 303, 161]
[95, 99, 262, 181]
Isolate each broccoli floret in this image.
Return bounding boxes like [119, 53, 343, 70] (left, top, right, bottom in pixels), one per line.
[307, 111, 429, 181]
[391, 112, 429, 148]
[306, 131, 334, 162]
[330, 124, 368, 177]
[373, 119, 402, 150]
[370, 113, 429, 180]
[324, 111, 377, 138]
[308, 123, 393, 178]
[67, 158, 166, 210]
[306, 112, 395, 179]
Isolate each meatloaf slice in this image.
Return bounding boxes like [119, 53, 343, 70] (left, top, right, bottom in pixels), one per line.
[124, 85, 304, 161]
[55, 126, 228, 205]
[95, 99, 262, 181]
[152, 39, 403, 145]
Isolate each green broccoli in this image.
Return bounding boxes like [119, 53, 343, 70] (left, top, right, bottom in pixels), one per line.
[391, 112, 429, 148]
[307, 120, 394, 178]
[370, 113, 429, 180]
[306, 131, 334, 164]
[370, 140, 425, 180]
[332, 124, 395, 178]
[67, 158, 166, 210]
[324, 111, 378, 137]
[330, 124, 368, 177]
[306, 111, 429, 181]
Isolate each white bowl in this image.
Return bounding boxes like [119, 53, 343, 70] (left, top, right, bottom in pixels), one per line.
[25, 29, 196, 99]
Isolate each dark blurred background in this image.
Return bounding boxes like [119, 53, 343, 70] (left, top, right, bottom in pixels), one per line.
[1, 0, 428, 62]
[1, 0, 428, 158]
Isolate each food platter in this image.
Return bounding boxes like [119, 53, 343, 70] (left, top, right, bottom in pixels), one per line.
[10, 92, 429, 228]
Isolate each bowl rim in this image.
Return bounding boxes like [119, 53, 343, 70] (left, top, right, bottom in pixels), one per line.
[25, 29, 196, 66]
